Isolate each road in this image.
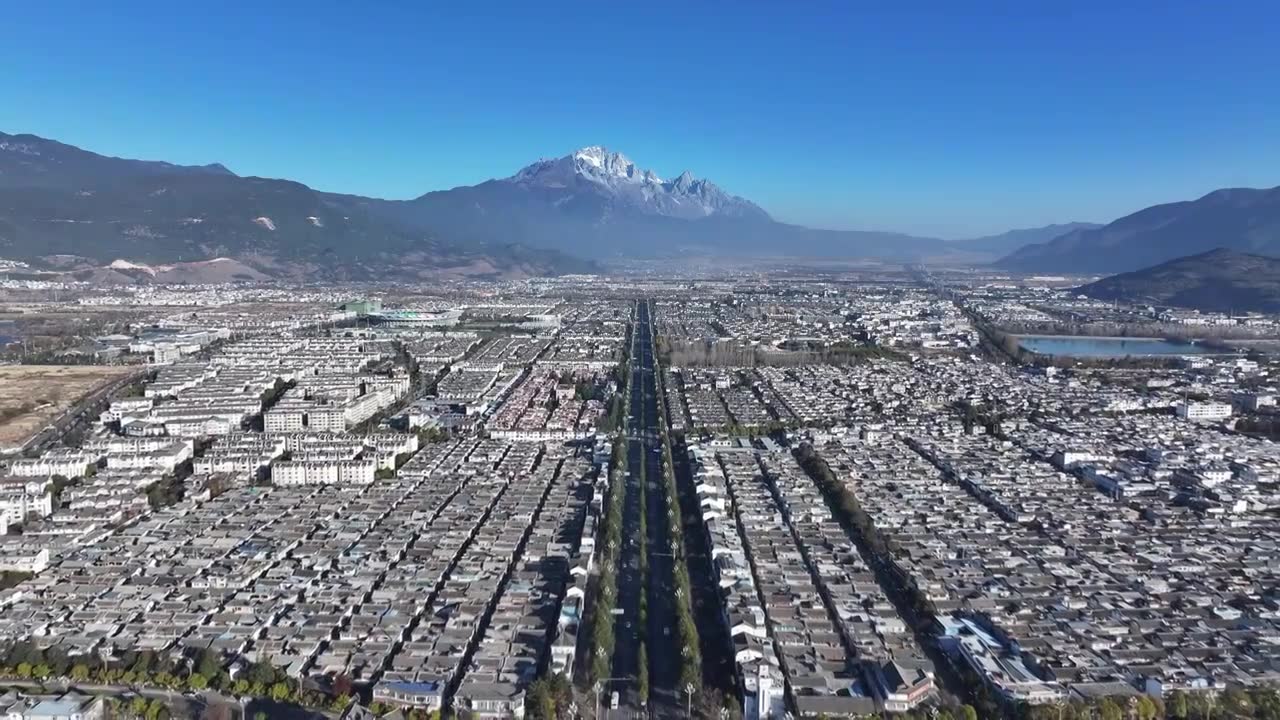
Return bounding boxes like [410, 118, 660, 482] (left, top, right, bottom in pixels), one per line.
[637, 301, 681, 716]
[608, 300, 681, 718]
[609, 305, 645, 704]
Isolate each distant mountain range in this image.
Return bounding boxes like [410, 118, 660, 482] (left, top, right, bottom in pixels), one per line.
[999, 186, 1280, 273]
[951, 222, 1101, 256]
[1076, 248, 1280, 313]
[8, 129, 1273, 280]
[0, 133, 1026, 277]
[0, 131, 593, 281]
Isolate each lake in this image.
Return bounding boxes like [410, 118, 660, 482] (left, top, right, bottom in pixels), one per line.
[1016, 335, 1221, 358]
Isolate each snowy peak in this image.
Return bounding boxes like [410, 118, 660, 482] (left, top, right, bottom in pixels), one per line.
[569, 146, 659, 182]
[671, 170, 696, 190]
[515, 145, 663, 187]
[508, 146, 769, 221]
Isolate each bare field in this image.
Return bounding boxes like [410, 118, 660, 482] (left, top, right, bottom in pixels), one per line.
[0, 365, 136, 447]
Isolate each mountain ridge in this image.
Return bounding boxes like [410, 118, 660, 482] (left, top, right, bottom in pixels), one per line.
[998, 186, 1280, 272]
[502, 145, 771, 222]
[0, 131, 594, 281]
[2, 129, 1180, 274]
[952, 222, 1102, 255]
[0, 131, 233, 189]
[1075, 248, 1280, 313]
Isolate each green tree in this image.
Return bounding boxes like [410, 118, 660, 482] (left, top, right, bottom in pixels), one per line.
[188, 673, 209, 691]
[1168, 690, 1189, 719]
[269, 681, 291, 702]
[960, 705, 979, 720]
[69, 663, 90, 682]
[1023, 705, 1057, 720]
[1097, 698, 1123, 720]
[526, 677, 557, 720]
[1252, 687, 1280, 720]
[195, 649, 221, 678]
[1135, 695, 1158, 720]
[1221, 687, 1251, 716]
[15, 662, 31, 679]
[246, 660, 277, 686]
[638, 642, 650, 704]
[591, 652, 610, 688]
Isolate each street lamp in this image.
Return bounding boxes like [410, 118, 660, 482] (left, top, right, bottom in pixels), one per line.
[686, 682, 696, 718]
[594, 677, 628, 720]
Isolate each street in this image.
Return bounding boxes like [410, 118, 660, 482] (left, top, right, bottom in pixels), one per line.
[608, 300, 681, 718]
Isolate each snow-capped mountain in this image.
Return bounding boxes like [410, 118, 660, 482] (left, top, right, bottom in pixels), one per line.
[371, 144, 945, 259]
[507, 146, 770, 221]
[1, 130, 967, 270]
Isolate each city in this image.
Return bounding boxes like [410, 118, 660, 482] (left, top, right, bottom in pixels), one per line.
[0, 271, 1278, 720]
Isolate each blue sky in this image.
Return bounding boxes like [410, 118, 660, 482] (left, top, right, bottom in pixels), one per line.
[2, 0, 1277, 238]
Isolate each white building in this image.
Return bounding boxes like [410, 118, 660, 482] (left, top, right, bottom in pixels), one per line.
[8, 454, 97, 479]
[0, 481, 53, 524]
[104, 440, 193, 472]
[102, 397, 155, 423]
[1176, 401, 1233, 421]
[0, 541, 50, 573]
[271, 459, 377, 486]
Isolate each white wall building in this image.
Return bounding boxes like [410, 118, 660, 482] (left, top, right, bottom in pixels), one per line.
[0, 541, 50, 573]
[1177, 401, 1233, 421]
[271, 459, 377, 486]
